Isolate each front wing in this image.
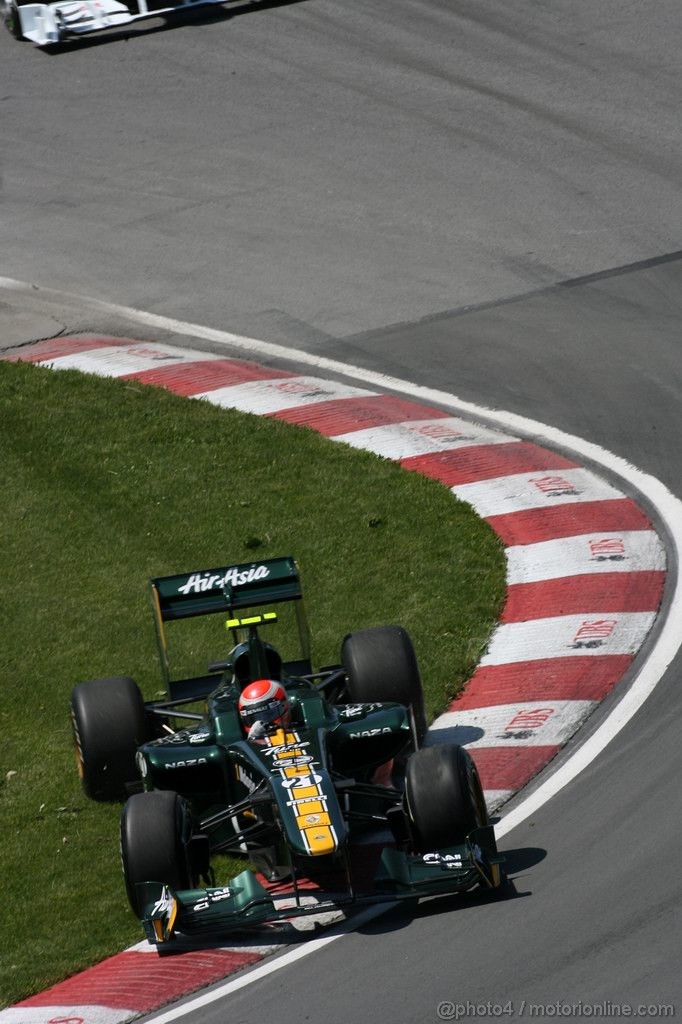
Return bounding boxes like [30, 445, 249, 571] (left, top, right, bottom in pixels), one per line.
[138, 827, 505, 945]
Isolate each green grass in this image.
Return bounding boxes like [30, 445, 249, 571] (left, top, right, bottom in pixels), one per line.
[0, 358, 505, 1006]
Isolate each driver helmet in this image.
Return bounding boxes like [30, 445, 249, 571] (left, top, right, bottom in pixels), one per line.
[238, 679, 290, 732]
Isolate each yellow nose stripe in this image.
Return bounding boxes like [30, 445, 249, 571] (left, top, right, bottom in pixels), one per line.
[296, 811, 331, 830]
[288, 784, 319, 798]
[303, 824, 337, 856]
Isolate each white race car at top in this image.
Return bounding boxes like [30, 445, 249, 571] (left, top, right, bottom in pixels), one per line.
[2, 0, 231, 45]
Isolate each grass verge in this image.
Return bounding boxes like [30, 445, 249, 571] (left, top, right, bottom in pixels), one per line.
[0, 358, 505, 1006]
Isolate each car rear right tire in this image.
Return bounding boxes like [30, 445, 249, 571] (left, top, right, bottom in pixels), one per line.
[71, 676, 150, 801]
[341, 625, 427, 742]
[405, 743, 488, 850]
[120, 790, 192, 917]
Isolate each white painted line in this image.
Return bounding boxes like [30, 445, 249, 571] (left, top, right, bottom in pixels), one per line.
[196, 376, 374, 414]
[333, 417, 514, 459]
[3, 278, 682, 1019]
[505, 530, 666, 584]
[427, 699, 596, 748]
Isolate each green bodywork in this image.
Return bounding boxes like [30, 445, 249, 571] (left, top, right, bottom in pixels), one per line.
[138, 675, 413, 863]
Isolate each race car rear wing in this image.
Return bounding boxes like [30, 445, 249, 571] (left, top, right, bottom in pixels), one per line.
[151, 556, 304, 621]
[149, 556, 311, 697]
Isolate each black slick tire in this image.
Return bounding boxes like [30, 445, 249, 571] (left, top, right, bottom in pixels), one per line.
[405, 743, 488, 850]
[341, 625, 427, 742]
[70, 676, 149, 801]
[120, 790, 192, 917]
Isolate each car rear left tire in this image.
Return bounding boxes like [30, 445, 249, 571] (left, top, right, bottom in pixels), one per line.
[70, 676, 150, 801]
[120, 790, 192, 918]
[404, 743, 488, 851]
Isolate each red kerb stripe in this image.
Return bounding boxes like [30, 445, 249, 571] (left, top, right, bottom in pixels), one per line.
[121, 359, 290, 395]
[487, 499, 653, 545]
[400, 441, 577, 487]
[4, 335, 131, 363]
[502, 571, 665, 622]
[471, 745, 560, 791]
[271, 395, 449, 435]
[18, 948, 263, 1012]
[451, 656, 634, 708]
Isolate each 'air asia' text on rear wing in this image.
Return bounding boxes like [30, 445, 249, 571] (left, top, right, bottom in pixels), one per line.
[150, 556, 303, 621]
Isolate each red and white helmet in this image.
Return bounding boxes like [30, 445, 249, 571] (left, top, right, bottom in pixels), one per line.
[238, 679, 290, 731]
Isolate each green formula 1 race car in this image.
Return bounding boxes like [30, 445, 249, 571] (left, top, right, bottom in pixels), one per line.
[70, 556, 505, 945]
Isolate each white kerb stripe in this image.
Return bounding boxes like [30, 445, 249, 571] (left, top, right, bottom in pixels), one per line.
[451, 467, 624, 519]
[483, 789, 516, 813]
[480, 611, 657, 665]
[506, 530, 666, 584]
[427, 699, 596, 748]
[37, 342, 222, 377]
[333, 417, 515, 459]
[196, 377, 375, 414]
[0, 1008, 135, 1024]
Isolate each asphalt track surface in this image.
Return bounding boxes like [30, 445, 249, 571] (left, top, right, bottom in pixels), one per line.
[3, 0, 682, 1019]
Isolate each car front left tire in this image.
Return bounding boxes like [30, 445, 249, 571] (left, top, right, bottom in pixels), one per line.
[120, 790, 193, 917]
